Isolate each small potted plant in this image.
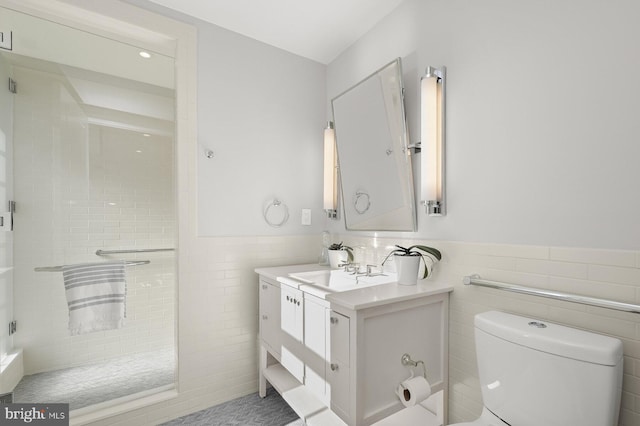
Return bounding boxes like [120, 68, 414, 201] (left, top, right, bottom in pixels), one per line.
[328, 242, 354, 269]
[382, 244, 442, 285]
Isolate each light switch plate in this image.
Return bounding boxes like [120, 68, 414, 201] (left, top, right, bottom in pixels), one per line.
[301, 209, 311, 226]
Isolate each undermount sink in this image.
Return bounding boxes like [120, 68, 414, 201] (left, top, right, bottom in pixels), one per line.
[288, 269, 397, 292]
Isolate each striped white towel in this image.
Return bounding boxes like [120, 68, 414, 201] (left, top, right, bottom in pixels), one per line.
[62, 261, 127, 335]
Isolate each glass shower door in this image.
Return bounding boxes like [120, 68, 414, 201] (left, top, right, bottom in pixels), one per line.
[1, 6, 177, 411]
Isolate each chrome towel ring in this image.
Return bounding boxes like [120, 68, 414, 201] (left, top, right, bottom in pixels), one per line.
[263, 198, 289, 228]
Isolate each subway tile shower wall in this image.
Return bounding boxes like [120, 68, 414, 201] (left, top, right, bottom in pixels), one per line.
[340, 236, 640, 426]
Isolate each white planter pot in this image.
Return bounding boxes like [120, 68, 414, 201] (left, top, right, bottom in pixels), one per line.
[328, 250, 348, 269]
[395, 255, 420, 285]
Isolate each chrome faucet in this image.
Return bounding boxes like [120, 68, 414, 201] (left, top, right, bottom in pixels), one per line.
[357, 264, 384, 277]
[354, 264, 387, 284]
[338, 262, 358, 274]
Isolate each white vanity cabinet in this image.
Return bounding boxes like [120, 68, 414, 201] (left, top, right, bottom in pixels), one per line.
[259, 278, 281, 356]
[328, 311, 350, 420]
[258, 276, 284, 398]
[255, 265, 453, 426]
[281, 284, 303, 342]
[304, 294, 330, 403]
[326, 290, 449, 425]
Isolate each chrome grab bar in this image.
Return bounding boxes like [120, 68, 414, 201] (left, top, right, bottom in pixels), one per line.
[463, 274, 640, 315]
[35, 260, 150, 272]
[96, 248, 175, 256]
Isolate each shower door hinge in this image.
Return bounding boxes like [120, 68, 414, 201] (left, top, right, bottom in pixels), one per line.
[8, 320, 16, 335]
[8, 78, 16, 94]
[0, 200, 15, 231]
[0, 31, 12, 51]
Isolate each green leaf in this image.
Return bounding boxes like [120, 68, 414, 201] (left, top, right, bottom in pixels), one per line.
[408, 245, 442, 261]
[343, 246, 354, 262]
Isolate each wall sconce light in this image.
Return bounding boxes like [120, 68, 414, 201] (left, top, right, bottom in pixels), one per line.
[420, 66, 446, 216]
[324, 121, 338, 219]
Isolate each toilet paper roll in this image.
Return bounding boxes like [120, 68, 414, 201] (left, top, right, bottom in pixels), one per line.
[395, 376, 431, 408]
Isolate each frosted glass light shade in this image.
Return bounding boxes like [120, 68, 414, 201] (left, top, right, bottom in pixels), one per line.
[323, 122, 337, 211]
[420, 66, 445, 216]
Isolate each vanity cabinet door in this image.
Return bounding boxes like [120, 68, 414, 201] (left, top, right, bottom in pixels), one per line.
[304, 296, 329, 403]
[280, 284, 305, 382]
[259, 279, 281, 355]
[304, 296, 326, 356]
[328, 361, 350, 422]
[329, 312, 349, 364]
[280, 285, 303, 342]
[328, 311, 350, 422]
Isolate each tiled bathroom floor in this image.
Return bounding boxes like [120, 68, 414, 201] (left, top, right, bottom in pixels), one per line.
[13, 348, 175, 410]
[162, 388, 302, 426]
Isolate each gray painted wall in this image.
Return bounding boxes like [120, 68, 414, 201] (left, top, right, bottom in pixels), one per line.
[327, 0, 640, 250]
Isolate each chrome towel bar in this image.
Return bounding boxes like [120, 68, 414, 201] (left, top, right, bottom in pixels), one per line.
[35, 260, 150, 272]
[463, 274, 640, 315]
[96, 248, 175, 256]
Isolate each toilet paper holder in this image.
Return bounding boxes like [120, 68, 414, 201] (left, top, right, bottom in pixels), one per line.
[401, 353, 427, 379]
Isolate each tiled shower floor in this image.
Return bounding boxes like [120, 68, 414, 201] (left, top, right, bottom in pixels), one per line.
[13, 348, 175, 410]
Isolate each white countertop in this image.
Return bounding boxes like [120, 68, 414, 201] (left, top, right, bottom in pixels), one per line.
[255, 264, 331, 281]
[326, 280, 453, 310]
[255, 264, 453, 311]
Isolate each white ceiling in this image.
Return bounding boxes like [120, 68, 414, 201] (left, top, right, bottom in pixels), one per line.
[146, 0, 406, 64]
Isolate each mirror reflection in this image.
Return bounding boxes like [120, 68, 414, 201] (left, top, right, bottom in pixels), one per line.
[331, 58, 416, 231]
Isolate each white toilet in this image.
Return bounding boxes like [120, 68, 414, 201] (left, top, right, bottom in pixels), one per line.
[376, 310, 623, 426]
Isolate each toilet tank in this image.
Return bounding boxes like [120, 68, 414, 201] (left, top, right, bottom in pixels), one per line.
[474, 311, 623, 426]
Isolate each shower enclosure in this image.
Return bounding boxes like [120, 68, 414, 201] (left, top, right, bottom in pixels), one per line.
[0, 6, 177, 412]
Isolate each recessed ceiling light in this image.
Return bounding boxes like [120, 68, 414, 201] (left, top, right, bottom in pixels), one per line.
[139, 51, 152, 59]
[136, 150, 143, 153]
[142, 133, 151, 137]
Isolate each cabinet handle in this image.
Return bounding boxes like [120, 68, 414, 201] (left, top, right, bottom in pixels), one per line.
[330, 363, 339, 371]
[330, 317, 338, 325]
[286, 295, 290, 302]
[262, 315, 268, 320]
[262, 284, 267, 290]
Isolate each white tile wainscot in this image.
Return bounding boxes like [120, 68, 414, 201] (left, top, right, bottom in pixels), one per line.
[255, 264, 453, 426]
